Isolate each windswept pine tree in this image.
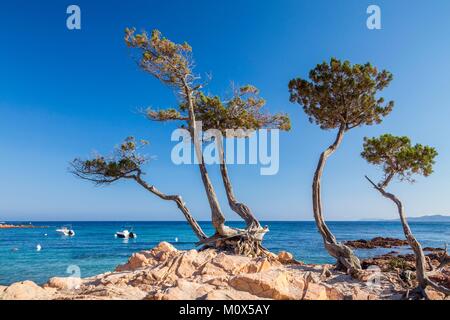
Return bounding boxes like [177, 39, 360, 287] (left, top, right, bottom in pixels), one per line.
[289, 58, 394, 272]
[192, 86, 290, 240]
[124, 28, 235, 241]
[147, 85, 290, 253]
[148, 85, 290, 230]
[124, 28, 287, 256]
[362, 134, 449, 298]
[71, 137, 206, 241]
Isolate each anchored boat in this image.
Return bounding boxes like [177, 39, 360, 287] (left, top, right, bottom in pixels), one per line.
[56, 225, 75, 237]
[115, 226, 137, 239]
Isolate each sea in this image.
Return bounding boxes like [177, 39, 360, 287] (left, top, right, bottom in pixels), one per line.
[1, 221, 449, 285]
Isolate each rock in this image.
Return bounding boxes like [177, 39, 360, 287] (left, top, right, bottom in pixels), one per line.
[79, 284, 148, 300]
[0, 242, 407, 301]
[425, 288, 446, 300]
[325, 286, 345, 300]
[302, 283, 328, 300]
[201, 288, 267, 300]
[45, 277, 81, 291]
[229, 270, 303, 300]
[116, 253, 149, 272]
[152, 279, 215, 300]
[116, 242, 179, 272]
[199, 262, 229, 278]
[349, 287, 379, 300]
[345, 237, 408, 249]
[204, 276, 229, 288]
[151, 241, 178, 261]
[423, 247, 445, 252]
[277, 251, 294, 263]
[200, 254, 274, 277]
[243, 258, 274, 273]
[429, 274, 450, 289]
[175, 250, 199, 278]
[362, 250, 450, 275]
[210, 252, 253, 274]
[1, 281, 52, 300]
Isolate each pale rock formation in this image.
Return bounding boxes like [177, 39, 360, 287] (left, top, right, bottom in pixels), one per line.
[2, 241, 443, 300]
[0, 281, 52, 300]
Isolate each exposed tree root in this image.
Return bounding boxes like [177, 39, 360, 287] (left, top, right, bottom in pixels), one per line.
[196, 226, 271, 258]
[324, 241, 362, 274]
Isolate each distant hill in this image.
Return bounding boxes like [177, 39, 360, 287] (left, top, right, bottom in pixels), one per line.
[361, 215, 450, 222]
[407, 215, 450, 222]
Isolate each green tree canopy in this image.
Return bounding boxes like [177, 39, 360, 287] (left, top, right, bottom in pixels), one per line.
[71, 137, 149, 185]
[362, 134, 438, 187]
[193, 85, 290, 135]
[288, 58, 394, 130]
[125, 28, 194, 88]
[146, 84, 291, 135]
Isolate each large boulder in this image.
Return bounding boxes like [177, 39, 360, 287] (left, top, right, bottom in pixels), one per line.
[45, 277, 82, 291]
[150, 242, 178, 261]
[229, 269, 304, 300]
[0, 281, 52, 300]
[116, 242, 178, 272]
[116, 253, 150, 272]
[277, 251, 294, 263]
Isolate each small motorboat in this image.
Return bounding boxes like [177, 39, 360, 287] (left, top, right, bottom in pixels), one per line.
[115, 227, 137, 239]
[56, 225, 75, 237]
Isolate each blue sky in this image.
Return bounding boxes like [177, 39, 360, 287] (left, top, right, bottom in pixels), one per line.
[1, 0, 449, 221]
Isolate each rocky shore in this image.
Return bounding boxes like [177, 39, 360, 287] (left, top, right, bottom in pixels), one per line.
[0, 223, 47, 229]
[1, 242, 449, 300]
[345, 237, 409, 249]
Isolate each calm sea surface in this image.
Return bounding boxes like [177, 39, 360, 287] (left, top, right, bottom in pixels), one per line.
[1, 221, 449, 285]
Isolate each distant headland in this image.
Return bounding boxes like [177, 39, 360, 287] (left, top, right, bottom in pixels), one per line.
[362, 215, 450, 222]
[0, 223, 48, 229]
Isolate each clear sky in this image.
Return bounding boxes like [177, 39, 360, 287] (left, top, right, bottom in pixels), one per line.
[1, 0, 449, 221]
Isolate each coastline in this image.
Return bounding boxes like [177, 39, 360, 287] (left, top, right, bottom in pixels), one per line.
[0, 224, 48, 229]
[0, 242, 448, 300]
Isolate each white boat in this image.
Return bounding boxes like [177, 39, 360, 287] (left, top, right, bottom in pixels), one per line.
[56, 225, 75, 237]
[115, 227, 136, 239]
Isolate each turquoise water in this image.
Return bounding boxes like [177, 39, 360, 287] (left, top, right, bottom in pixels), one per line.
[1, 221, 449, 285]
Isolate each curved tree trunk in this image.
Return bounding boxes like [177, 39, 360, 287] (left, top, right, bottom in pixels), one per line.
[181, 80, 238, 238]
[366, 176, 450, 298]
[134, 175, 207, 241]
[217, 136, 262, 231]
[313, 125, 361, 272]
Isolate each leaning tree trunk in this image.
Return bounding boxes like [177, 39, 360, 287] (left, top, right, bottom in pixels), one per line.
[313, 125, 361, 272]
[181, 80, 239, 239]
[133, 175, 207, 241]
[217, 136, 262, 231]
[178, 80, 270, 257]
[366, 176, 450, 298]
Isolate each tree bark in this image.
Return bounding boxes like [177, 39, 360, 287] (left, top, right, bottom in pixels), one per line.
[312, 125, 361, 271]
[217, 135, 262, 230]
[133, 175, 207, 241]
[181, 80, 237, 238]
[366, 176, 450, 297]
